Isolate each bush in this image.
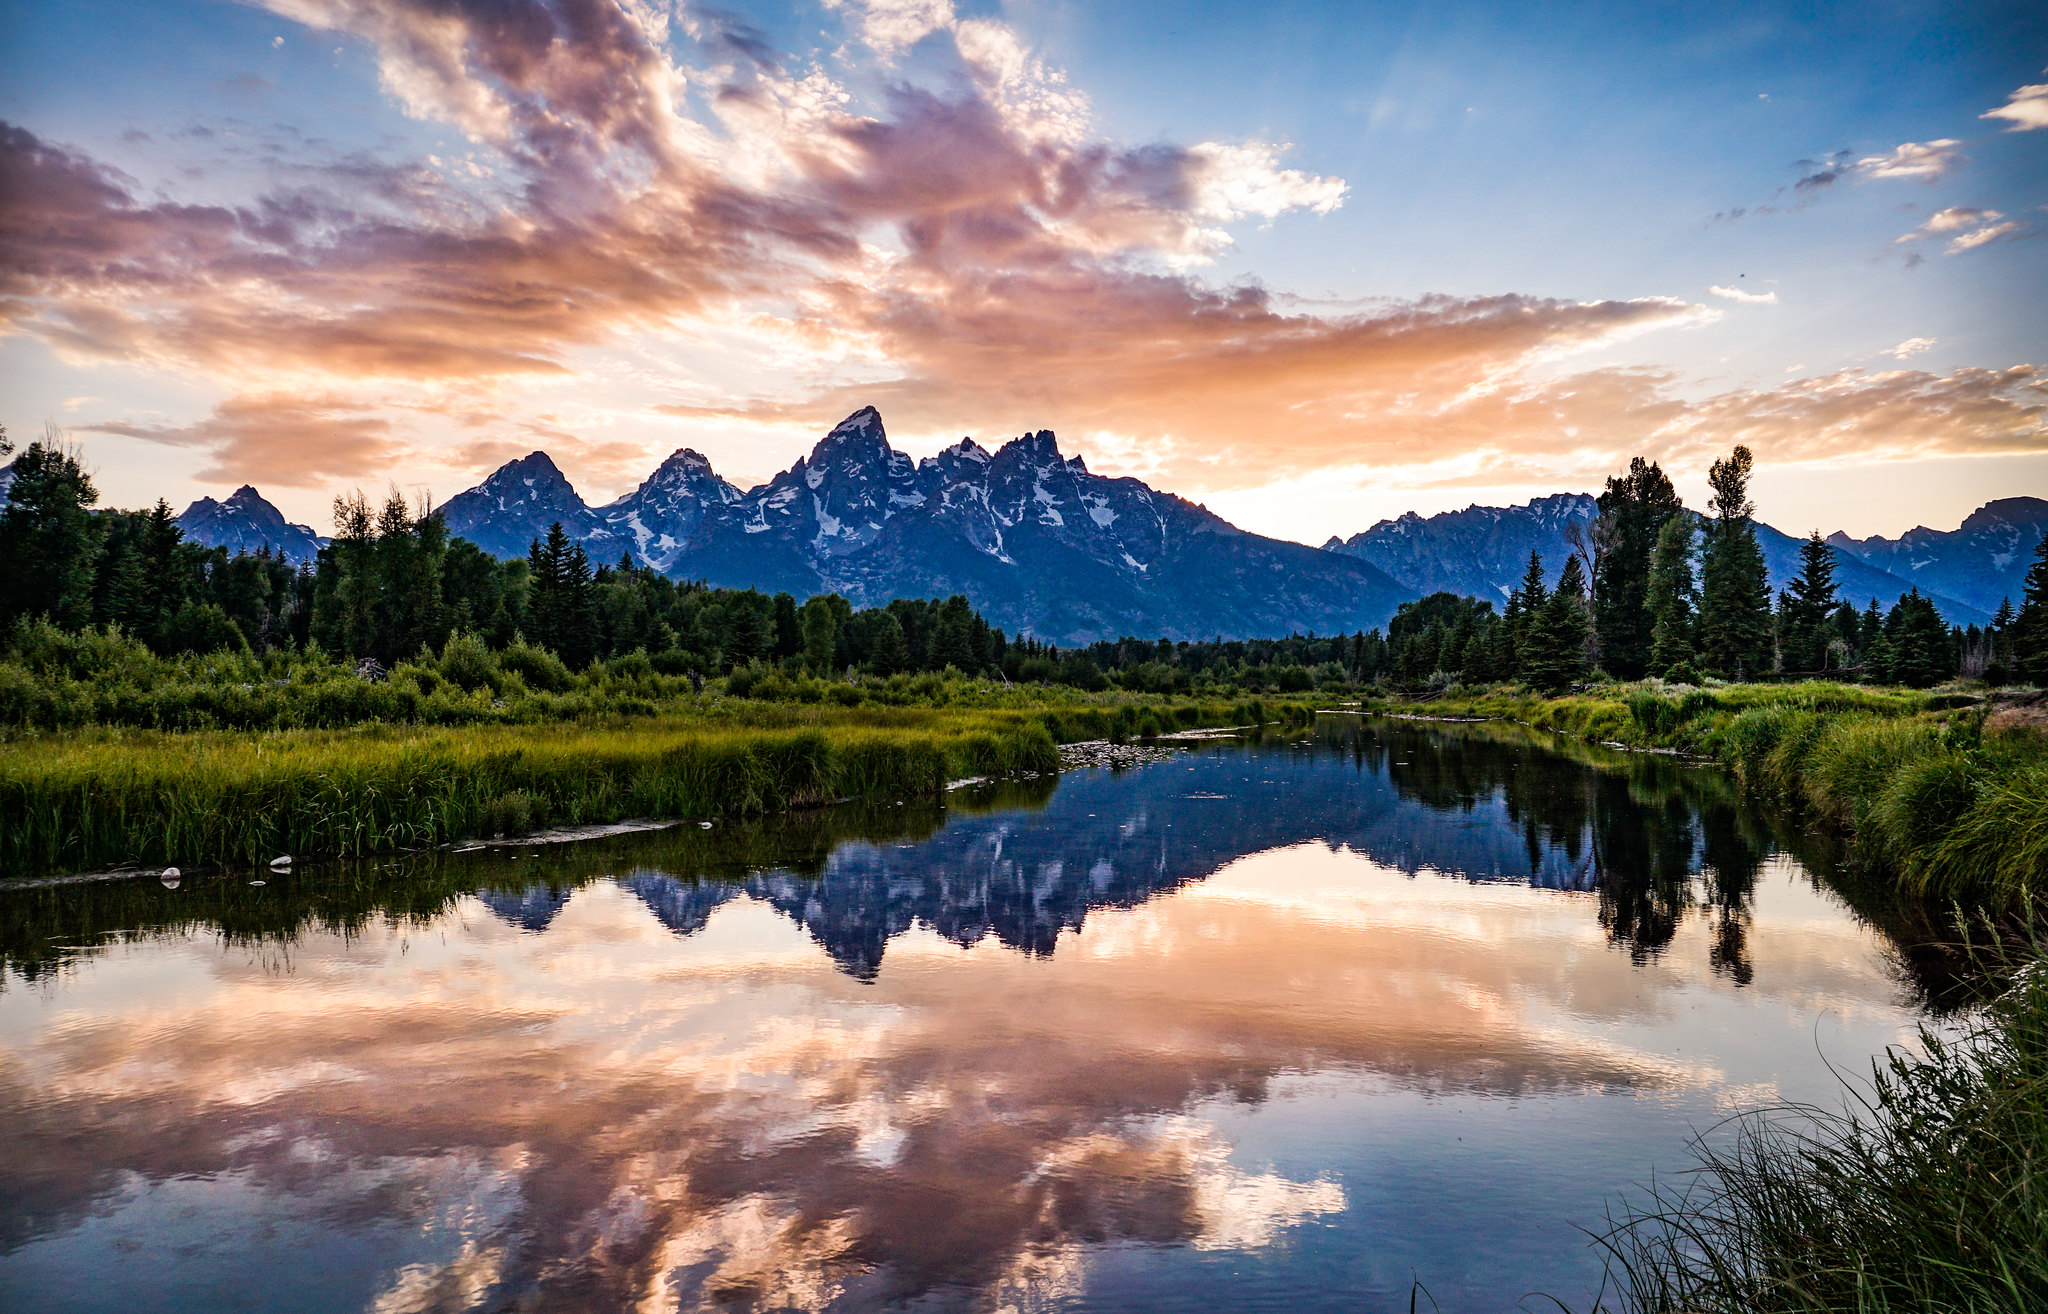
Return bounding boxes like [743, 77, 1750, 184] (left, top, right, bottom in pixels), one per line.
[497, 637, 572, 692]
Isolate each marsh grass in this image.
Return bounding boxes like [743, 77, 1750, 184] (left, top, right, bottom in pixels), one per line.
[0, 711, 1057, 874]
[1589, 946, 2048, 1313]
[0, 694, 1301, 876]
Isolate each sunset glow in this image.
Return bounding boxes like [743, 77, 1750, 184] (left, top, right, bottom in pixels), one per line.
[4, 0, 2044, 540]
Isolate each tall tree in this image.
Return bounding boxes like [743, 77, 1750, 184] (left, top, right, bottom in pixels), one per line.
[1777, 531, 1839, 673]
[1697, 446, 1773, 679]
[1884, 591, 1955, 688]
[1526, 555, 1590, 691]
[1592, 457, 1683, 679]
[800, 594, 840, 674]
[0, 440, 105, 631]
[2015, 532, 2048, 684]
[1645, 514, 1698, 676]
[525, 523, 598, 668]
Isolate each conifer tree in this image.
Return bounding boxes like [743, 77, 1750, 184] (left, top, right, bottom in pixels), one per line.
[1526, 555, 1590, 691]
[1645, 514, 1698, 676]
[2015, 531, 2048, 684]
[927, 595, 976, 670]
[0, 440, 104, 631]
[1883, 591, 1954, 688]
[1592, 457, 1683, 678]
[1697, 446, 1772, 679]
[1777, 531, 1838, 672]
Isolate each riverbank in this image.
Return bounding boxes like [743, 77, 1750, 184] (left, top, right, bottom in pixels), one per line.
[1370, 682, 2048, 1312]
[0, 696, 1310, 876]
[1360, 682, 2048, 911]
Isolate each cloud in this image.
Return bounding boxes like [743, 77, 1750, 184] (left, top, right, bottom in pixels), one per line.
[2, 0, 2040, 501]
[1893, 206, 2026, 254]
[1982, 81, 2048, 132]
[1854, 138, 1963, 181]
[1883, 337, 1935, 359]
[1707, 284, 1778, 304]
[85, 394, 404, 487]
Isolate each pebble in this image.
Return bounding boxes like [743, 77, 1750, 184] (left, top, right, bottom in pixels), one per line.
[1059, 740, 1184, 771]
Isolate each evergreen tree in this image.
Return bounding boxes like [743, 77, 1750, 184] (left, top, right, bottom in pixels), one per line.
[1777, 531, 1839, 672]
[1697, 446, 1773, 679]
[866, 609, 914, 676]
[1861, 600, 1893, 682]
[1884, 591, 1954, 688]
[525, 523, 598, 668]
[2015, 531, 2048, 684]
[1645, 514, 1698, 675]
[0, 440, 104, 631]
[927, 595, 976, 670]
[1592, 457, 1683, 678]
[772, 593, 802, 660]
[1526, 555, 1590, 691]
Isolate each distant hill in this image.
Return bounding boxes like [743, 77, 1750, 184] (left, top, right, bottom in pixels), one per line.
[1325, 495, 1996, 625]
[176, 485, 325, 565]
[1827, 497, 2048, 618]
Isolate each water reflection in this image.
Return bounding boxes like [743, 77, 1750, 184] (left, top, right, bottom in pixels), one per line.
[0, 719, 1960, 1312]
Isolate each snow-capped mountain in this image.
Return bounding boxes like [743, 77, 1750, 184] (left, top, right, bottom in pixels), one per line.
[1325, 493, 1992, 624]
[176, 485, 326, 564]
[445, 407, 1413, 642]
[1828, 497, 2048, 617]
[438, 451, 623, 563]
[0, 458, 13, 501]
[598, 448, 742, 572]
[1323, 494, 1602, 601]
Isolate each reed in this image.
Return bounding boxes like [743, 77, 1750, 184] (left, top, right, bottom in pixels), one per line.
[1590, 942, 2048, 1312]
[0, 711, 1064, 874]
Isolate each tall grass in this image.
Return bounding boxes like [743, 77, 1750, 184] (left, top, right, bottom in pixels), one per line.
[0, 711, 1060, 874]
[1593, 951, 2048, 1312]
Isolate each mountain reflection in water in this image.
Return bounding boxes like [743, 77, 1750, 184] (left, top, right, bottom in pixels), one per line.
[0, 719, 1950, 1313]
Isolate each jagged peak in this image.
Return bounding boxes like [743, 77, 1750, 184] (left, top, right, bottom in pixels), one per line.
[812, 406, 888, 456]
[227, 484, 265, 503]
[482, 450, 566, 483]
[941, 437, 990, 463]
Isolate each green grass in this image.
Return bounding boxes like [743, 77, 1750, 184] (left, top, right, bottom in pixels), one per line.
[1375, 681, 2048, 910]
[1589, 944, 2048, 1312]
[0, 696, 1307, 876]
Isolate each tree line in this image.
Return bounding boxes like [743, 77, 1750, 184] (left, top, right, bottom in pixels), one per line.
[5, 429, 2046, 691]
[0, 435, 1019, 679]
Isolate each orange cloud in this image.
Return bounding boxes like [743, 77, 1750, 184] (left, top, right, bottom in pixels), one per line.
[1, 1, 2041, 501]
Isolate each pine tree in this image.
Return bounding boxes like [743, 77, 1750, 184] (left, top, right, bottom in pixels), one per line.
[2015, 531, 2048, 684]
[1645, 514, 1697, 675]
[0, 440, 105, 630]
[1777, 531, 1838, 673]
[1884, 591, 1954, 688]
[867, 609, 911, 674]
[1525, 556, 1590, 692]
[1697, 446, 1773, 679]
[1592, 457, 1683, 678]
[525, 523, 598, 668]
[927, 595, 976, 671]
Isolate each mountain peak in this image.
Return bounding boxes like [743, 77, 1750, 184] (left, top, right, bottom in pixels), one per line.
[812, 407, 888, 456]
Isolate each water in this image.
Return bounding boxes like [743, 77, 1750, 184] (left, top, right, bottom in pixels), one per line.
[0, 718, 1961, 1312]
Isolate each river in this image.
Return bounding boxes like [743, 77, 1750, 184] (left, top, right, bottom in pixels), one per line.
[0, 717, 1963, 1312]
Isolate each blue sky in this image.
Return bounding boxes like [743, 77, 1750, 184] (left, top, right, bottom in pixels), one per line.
[2, 0, 2043, 541]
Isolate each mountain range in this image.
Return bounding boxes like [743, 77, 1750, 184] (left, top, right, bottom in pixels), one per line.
[1324, 494, 2044, 626]
[163, 408, 2044, 640]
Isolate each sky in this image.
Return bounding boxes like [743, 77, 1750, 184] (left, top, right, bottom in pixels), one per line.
[2, 0, 2045, 544]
